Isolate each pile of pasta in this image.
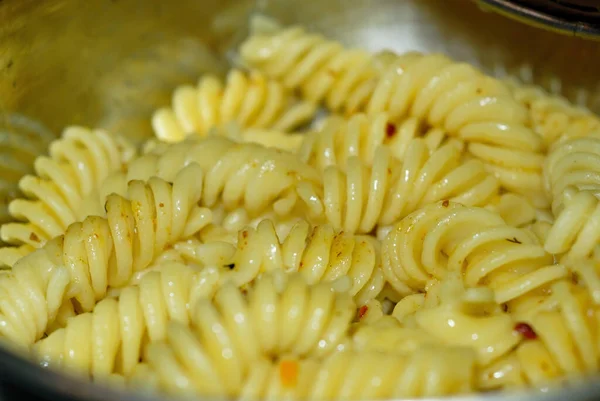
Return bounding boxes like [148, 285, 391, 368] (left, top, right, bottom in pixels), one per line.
[1, 15, 600, 400]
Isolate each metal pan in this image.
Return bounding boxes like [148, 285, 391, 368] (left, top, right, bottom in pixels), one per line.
[0, 0, 599, 400]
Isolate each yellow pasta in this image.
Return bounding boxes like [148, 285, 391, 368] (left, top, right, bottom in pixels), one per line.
[114, 136, 321, 218]
[239, 16, 399, 114]
[0, 164, 212, 347]
[382, 201, 567, 307]
[179, 219, 385, 305]
[151, 68, 317, 143]
[3, 13, 600, 400]
[33, 262, 221, 378]
[506, 79, 600, 147]
[297, 139, 499, 234]
[146, 272, 355, 396]
[241, 17, 547, 207]
[237, 347, 476, 401]
[298, 112, 455, 171]
[0, 126, 136, 265]
[493, 279, 599, 389]
[543, 136, 600, 261]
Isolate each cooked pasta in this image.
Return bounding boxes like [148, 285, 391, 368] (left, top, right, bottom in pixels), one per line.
[121, 135, 321, 217]
[543, 136, 600, 261]
[151, 69, 317, 143]
[0, 164, 212, 347]
[33, 262, 221, 378]
[485, 193, 537, 228]
[3, 13, 600, 400]
[183, 218, 385, 305]
[500, 279, 598, 388]
[0, 126, 136, 262]
[297, 112, 456, 171]
[297, 139, 500, 234]
[237, 347, 476, 400]
[240, 16, 547, 207]
[506, 79, 600, 147]
[382, 201, 567, 306]
[146, 272, 356, 396]
[239, 16, 392, 115]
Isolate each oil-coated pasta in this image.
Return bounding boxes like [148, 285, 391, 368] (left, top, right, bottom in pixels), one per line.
[0, 164, 212, 347]
[33, 262, 221, 378]
[151, 69, 317, 143]
[0, 127, 135, 262]
[240, 17, 547, 207]
[382, 201, 567, 307]
[184, 219, 385, 305]
[3, 13, 600, 400]
[120, 136, 321, 217]
[237, 347, 476, 401]
[239, 16, 396, 114]
[507, 79, 600, 147]
[543, 136, 600, 261]
[297, 139, 499, 234]
[146, 272, 356, 396]
[297, 112, 455, 171]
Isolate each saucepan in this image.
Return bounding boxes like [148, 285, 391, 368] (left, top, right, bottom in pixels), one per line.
[0, 0, 599, 400]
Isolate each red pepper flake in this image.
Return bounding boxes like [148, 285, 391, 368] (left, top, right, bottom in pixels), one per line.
[29, 232, 40, 243]
[514, 322, 537, 340]
[279, 360, 298, 387]
[441, 200, 450, 207]
[357, 305, 369, 319]
[385, 122, 397, 138]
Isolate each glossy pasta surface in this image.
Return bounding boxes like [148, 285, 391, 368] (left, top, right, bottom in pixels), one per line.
[1, 13, 600, 401]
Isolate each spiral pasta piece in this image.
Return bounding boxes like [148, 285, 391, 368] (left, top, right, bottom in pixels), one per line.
[236, 347, 476, 401]
[412, 282, 522, 367]
[146, 272, 356, 396]
[297, 139, 500, 234]
[239, 16, 393, 115]
[240, 18, 546, 206]
[382, 201, 567, 305]
[0, 126, 136, 252]
[365, 53, 547, 207]
[121, 136, 321, 218]
[508, 280, 600, 387]
[507, 79, 600, 146]
[152, 68, 317, 143]
[543, 136, 600, 260]
[298, 112, 456, 171]
[33, 262, 221, 378]
[0, 164, 213, 347]
[193, 218, 385, 305]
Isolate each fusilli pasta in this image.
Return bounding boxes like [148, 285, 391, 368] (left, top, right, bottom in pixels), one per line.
[121, 136, 321, 217]
[507, 79, 600, 147]
[179, 219, 385, 305]
[3, 13, 600, 400]
[382, 201, 567, 308]
[297, 139, 499, 234]
[543, 136, 600, 261]
[298, 112, 455, 171]
[0, 164, 212, 347]
[240, 17, 547, 207]
[0, 127, 135, 264]
[236, 347, 476, 400]
[146, 272, 355, 396]
[151, 69, 317, 143]
[33, 261, 220, 378]
[239, 16, 397, 115]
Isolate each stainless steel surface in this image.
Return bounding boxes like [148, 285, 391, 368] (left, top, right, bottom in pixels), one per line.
[0, 0, 599, 400]
[476, 0, 600, 40]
